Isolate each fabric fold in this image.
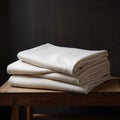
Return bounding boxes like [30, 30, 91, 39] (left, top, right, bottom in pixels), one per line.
[8, 75, 111, 94]
[7, 60, 53, 75]
[7, 43, 111, 94]
[17, 43, 108, 75]
[7, 60, 110, 85]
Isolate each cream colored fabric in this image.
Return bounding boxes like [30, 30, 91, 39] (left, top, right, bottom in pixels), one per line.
[17, 43, 108, 75]
[8, 75, 111, 94]
[7, 60, 110, 85]
[7, 60, 53, 75]
[7, 43, 111, 94]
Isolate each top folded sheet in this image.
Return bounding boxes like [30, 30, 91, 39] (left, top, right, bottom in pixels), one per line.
[17, 43, 108, 75]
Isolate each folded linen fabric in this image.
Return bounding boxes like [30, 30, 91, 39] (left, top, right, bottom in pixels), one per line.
[7, 43, 111, 94]
[8, 74, 111, 94]
[17, 43, 108, 75]
[7, 60, 53, 75]
[7, 60, 110, 84]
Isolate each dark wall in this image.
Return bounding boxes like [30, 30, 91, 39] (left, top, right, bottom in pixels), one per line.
[33, 0, 120, 76]
[1, 0, 120, 87]
[0, 0, 120, 83]
[1, 0, 120, 83]
[1, 0, 120, 80]
[0, 0, 12, 85]
[10, 0, 120, 77]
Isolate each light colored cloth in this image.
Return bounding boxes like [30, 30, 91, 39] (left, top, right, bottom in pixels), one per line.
[8, 74, 111, 94]
[7, 60, 53, 75]
[7, 60, 110, 84]
[7, 43, 111, 94]
[17, 43, 108, 75]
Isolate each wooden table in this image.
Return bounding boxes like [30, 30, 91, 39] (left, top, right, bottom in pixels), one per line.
[0, 79, 120, 120]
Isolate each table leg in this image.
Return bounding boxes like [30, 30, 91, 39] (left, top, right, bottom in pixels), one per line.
[27, 105, 32, 120]
[11, 99, 19, 120]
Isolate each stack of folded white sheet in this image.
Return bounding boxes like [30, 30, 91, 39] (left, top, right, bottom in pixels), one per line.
[7, 43, 111, 94]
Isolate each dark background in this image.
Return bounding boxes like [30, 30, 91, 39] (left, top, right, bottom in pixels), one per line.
[0, 0, 120, 119]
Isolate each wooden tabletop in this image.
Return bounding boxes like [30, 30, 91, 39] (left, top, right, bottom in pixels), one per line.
[0, 79, 120, 93]
[0, 79, 120, 107]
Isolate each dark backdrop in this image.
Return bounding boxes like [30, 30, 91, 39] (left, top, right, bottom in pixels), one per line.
[1, 0, 120, 85]
[0, 0, 120, 119]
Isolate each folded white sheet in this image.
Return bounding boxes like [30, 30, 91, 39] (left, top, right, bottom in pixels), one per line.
[8, 75, 111, 94]
[7, 60, 53, 75]
[17, 43, 108, 75]
[7, 60, 110, 84]
[7, 43, 111, 94]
